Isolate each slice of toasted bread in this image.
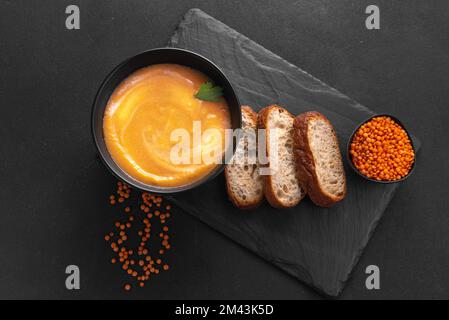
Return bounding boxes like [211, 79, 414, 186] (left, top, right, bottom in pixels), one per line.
[225, 106, 263, 209]
[294, 111, 346, 207]
[258, 105, 306, 208]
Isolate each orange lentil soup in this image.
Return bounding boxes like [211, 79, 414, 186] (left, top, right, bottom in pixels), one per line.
[350, 116, 415, 181]
[103, 64, 231, 187]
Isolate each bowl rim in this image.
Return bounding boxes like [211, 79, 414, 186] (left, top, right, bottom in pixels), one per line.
[346, 113, 417, 184]
[91, 47, 242, 193]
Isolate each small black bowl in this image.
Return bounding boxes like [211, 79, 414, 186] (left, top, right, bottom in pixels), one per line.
[91, 48, 242, 193]
[346, 114, 416, 184]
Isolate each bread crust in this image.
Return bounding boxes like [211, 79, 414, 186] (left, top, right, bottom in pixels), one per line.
[258, 105, 305, 209]
[241, 105, 258, 123]
[225, 105, 263, 209]
[293, 111, 347, 207]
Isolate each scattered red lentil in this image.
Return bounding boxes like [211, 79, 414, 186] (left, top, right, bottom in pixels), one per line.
[105, 181, 172, 292]
[350, 116, 414, 181]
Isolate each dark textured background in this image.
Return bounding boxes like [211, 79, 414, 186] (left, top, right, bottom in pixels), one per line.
[0, 0, 448, 299]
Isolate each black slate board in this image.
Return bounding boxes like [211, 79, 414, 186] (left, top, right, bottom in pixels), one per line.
[167, 9, 421, 297]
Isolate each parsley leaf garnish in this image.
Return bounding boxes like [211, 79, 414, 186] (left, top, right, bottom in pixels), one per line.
[194, 82, 224, 102]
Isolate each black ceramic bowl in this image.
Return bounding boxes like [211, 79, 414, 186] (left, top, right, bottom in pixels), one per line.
[346, 114, 416, 184]
[92, 48, 242, 193]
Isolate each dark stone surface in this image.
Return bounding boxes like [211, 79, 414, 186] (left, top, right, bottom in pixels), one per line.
[0, 0, 448, 299]
[168, 9, 420, 296]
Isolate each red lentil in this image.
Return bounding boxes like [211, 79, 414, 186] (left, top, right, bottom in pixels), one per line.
[350, 116, 414, 181]
[105, 183, 172, 292]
